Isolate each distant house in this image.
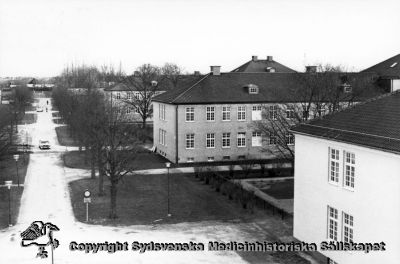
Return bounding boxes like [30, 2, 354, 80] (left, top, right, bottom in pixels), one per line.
[362, 54, 400, 92]
[27, 78, 55, 90]
[231, 55, 297, 73]
[291, 92, 400, 264]
[152, 65, 378, 164]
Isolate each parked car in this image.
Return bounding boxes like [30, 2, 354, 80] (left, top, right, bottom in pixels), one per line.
[39, 140, 50, 150]
[36, 107, 43, 112]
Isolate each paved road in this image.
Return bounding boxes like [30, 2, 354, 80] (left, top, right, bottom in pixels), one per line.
[0, 98, 252, 264]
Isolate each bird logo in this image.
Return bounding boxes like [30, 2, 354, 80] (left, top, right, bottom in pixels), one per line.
[20, 221, 60, 258]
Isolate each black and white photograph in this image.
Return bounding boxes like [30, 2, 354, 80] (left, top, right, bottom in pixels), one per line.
[0, 0, 399, 263]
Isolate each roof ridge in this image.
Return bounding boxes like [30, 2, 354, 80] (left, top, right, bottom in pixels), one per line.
[299, 123, 400, 142]
[171, 73, 211, 103]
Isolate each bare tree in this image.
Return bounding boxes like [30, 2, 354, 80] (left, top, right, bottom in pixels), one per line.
[119, 64, 163, 128]
[161, 63, 184, 88]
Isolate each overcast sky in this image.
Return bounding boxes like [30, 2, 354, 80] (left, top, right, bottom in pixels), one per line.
[0, 0, 399, 77]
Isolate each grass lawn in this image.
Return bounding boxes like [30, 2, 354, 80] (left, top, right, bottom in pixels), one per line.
[55, 126, 79, 146]
[0, 154, 30, 229]
[262, 179, 294, 200]
[69, 173, 257, 225]
[64, 150, 169, 170]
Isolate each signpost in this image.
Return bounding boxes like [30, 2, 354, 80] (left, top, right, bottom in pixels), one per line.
[13, 154, 20, 187]
[5, 181, 12, 226]
[83, 189, 91, 222]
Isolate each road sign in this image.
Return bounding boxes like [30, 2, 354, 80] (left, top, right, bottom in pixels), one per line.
[13, 154, 19, 161]
[5, 180, 12, 189]
[84, 189, 91, 198]
[83, 197, 91, 203]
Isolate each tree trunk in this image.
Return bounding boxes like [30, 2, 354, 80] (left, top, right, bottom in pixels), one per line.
[109, 177, 118, 219]
[90, 146, 96, 179]
[97, 147, 105, 196]
[84, 144, 89, 165]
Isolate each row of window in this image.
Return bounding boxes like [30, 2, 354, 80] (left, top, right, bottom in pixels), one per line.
[186, 155, 246, 163]
[115, 92, 141, 100]
[115, 107, 139, 114]
[329, 148, 355, 189]
[185, 106, 260, 122]
[185, 132, 294, 149]
[327, 206, 354, 243]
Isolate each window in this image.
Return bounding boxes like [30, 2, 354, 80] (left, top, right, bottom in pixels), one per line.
[186, 107, 194, 122]
[328, 206, 338, 241]
[222, 106, 231, 121]
[206, 133, 215, 148]
[186, 134, 194, 149]
[344, 151, 355, 189]
[286, 109, 295, 119]
[252, 105, 262, 120]
[237, 106, 246, 121]
[238, 155, 246, 159]
[207, 157, 214, 162]
[252, 132, 262, 147]
[343, 84, 352, 93]
[343, 212, 354, 243]
[237, 132, 246, 147]
[329, 148, 340, 184]
[206, 106, 215, 121]
[159, 129, 166, 146]
[285, 133, 294, 145]
[134, 92, 140, 99]
[187, 157, 194, 162]
[269, 105, 278, 120]
[269, 132, 277, 145]
[127, 92, 132, 99]
[223, 156, 230, 160]
[159, 104, 166, 120]
[248, 84, 259, 94]
[126, 107, 131, 114]
[116, 92, 121, 99]
[222, 132, 231, 148]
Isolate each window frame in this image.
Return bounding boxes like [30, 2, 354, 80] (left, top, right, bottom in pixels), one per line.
[342, 212, 354, 243]
[327, 206, 338, 241]
[185, 133, 195, 149]
[185, 107, 195, 122]
[252, 105, 262, 121]
[237, 106, 246, 121]
[206, 106, 215, 121]
[329, 148, 340, 185]
[206, 133, 215, 148]
[251, 131, 262, 147]
[269, 105, 278, 120]
[343, 151, 355, 190]
[222, 106, 231, 121]
[237, 132, 246, 147]
[222, 132, 231, 148]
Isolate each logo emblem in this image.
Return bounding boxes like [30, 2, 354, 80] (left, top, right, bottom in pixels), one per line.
[20, 221, 60, 258]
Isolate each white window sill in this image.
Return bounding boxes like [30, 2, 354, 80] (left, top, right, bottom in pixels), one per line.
[206, 147, 215, 149]
[185, 148, 195, 150]
[328, 181, 339, 187]
[222, 120, 231, 122]
[222, 146, 231, 149]
[206, 120, 215, 122]
[343, 186, 355, 192]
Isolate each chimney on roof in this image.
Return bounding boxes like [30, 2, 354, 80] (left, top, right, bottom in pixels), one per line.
[306, 66, 317, 73]
[252, 56, 258, 61]
[267, 56, 273, 61]
[194, 71, 200, 76]
[210, 66, 221, 76]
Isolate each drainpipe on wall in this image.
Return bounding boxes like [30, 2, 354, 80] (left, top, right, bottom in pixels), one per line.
[175, 105, 179, 164]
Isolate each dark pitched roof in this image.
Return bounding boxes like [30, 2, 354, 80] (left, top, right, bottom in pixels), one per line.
[292, 91, 400, 154]
[152, 72, 381, 104]
[361, 54, 400, 79]
[231, 56, 296, 73]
